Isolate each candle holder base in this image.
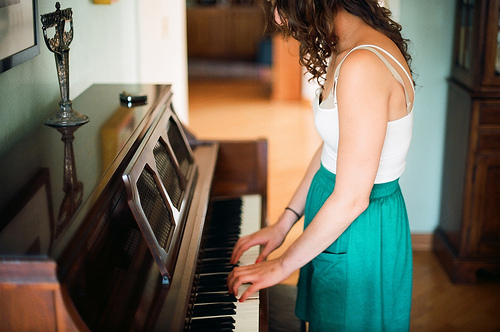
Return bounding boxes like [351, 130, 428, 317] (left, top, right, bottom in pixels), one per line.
[44, 112, 89, 127]
[44, 104, 89, 127]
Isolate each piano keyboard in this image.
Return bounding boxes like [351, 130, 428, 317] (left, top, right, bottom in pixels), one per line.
[186, 195, 262, 331]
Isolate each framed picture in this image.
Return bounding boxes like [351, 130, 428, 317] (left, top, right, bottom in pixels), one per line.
[0, 0, 39, 73]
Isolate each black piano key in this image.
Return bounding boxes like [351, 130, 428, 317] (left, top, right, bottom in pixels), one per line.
[190, 327, 234, 332]
[196, 283, 227, 290]
[206, 219, 239, 229]
[191, 303, 236, 317]
[200, 260, 232, 269]
[194, 293, 237, 304]
[196, 280, 228, 291]
[205, 236, 238, 245]
[189, 316, 235, 329]
[201, 255, 232, 262]
[207, 225, 240, 234]
[189, 326, 234, 332]
[198, 274, 227, 286]
[202, 249, 233, 259]
[197, 284, 229, 293]
[193, 302, 236, 311]
[203, 239, 238, 249]
[209, 218, 241, 229]
[204, 232, 238, 239]
[203, 246, 235, 253]
[200, 257, 232, 265]
[201, 246, 233, 252]
[189, 318, 235, 331]
[207, 219, 240, 228]
[200, 264, 234, 274]
[204, 233, 240, 240]
[198, 272, 228, 280]
[198, 278, 227, 286]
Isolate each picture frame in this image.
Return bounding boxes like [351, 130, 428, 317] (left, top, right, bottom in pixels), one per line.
[0, 0, 39, 73]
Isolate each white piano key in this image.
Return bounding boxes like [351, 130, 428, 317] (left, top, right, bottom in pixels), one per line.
[236, 196, 262, 331]
[240, 195, 261, 237]
[234, 298, 260, 332]
[238, 194, 262, 268]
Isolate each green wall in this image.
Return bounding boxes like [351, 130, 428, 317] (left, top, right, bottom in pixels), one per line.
[0, 0, 139, 157]
[399, 0, 456, 232]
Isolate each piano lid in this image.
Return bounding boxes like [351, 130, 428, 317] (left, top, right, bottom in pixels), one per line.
[0, 84, 170, 259]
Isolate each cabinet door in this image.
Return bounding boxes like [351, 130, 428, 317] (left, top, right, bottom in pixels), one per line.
[452, 0, 481, 87]
[468, 152, 500, 256]
[483, 0, 500, 86]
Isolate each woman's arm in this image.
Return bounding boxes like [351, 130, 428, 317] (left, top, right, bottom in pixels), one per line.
[228, 50, 393, 301]
[230, 144, 323, 265]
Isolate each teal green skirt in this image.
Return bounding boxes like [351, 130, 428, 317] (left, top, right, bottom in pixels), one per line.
[295, 164, 412, 331]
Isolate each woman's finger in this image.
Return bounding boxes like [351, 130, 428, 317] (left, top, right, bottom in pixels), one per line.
[238, 283, 260, 302]
[230, 237, 252, 264]
[230, 234, 262, 264]
[227, 264, 259, 295]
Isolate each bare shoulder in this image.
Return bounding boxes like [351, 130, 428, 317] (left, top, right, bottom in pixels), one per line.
[336, 49, 393, 90]
[335, 48, 394, 122]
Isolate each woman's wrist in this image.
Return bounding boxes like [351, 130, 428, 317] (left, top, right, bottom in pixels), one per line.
[275, 206, 303, 235]
[285, 206, 302, 221]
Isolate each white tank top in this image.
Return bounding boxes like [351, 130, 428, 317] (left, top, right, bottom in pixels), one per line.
[314, 45, 414, 184]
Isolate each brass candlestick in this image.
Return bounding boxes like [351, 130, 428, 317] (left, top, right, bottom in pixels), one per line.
[41, 2, 89, 127]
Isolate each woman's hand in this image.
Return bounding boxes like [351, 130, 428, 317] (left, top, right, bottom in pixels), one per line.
[227, 257, 291, 302]
[230, 222, 288, 266]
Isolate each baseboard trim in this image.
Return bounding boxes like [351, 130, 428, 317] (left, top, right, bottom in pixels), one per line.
[411, 233, 433, 251]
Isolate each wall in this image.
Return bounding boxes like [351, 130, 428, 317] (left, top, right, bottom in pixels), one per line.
[398, 0, 455, 233]
[0, 0, 188, 157]
[137, 0, 189, 124]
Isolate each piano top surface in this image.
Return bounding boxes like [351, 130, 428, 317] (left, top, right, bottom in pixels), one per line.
[0, 84, 171, 260]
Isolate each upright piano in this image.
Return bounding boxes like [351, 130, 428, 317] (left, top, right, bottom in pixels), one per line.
[0, 84, 268, 331]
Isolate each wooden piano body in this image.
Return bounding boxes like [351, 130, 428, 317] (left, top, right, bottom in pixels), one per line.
[0, 84, 268, 331]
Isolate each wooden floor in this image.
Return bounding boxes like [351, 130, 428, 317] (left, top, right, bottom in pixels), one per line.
[188, 78, 500, 331]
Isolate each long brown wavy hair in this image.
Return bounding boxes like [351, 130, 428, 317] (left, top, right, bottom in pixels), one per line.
[268, 0, 413, 87]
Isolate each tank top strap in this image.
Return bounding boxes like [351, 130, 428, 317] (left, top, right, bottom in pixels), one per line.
[333, 44, 414, 113]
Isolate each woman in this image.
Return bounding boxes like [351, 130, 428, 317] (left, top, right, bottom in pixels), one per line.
[227, 0, 414, 330]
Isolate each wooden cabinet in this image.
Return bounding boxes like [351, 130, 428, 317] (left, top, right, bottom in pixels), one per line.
[186, 5, 266, 60]
[434, 0, 500, 282]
